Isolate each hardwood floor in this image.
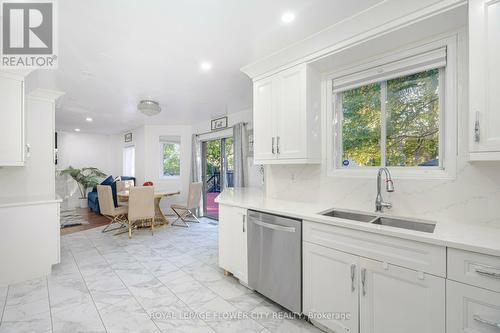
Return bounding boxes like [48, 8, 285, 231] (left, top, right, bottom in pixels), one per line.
[60, 208, 109, 236]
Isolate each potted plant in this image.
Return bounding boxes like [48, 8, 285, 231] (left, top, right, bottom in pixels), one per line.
[60, 166, 107, 208]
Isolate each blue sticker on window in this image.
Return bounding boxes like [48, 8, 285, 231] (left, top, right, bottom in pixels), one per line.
[342, 160, 350, 166]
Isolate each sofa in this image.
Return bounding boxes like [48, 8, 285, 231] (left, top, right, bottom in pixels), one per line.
[88, 176, 136, 214]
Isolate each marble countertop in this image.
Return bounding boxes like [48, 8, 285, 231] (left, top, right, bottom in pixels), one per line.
[216, 187, 500, 257]
[0, 194, 62, 208]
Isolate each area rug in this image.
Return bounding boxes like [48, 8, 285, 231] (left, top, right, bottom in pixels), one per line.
[60, 209, 89, 228]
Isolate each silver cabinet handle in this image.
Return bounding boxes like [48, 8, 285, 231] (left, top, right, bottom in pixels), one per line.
[474, 111, 481, 143]
[242, 215, 246, 233]
[473, 315, 500, 329]
[276, 136, 280, 154]
[350, 264, 356, 292]
[361, 268, 367, 296]
[251, 219, 296, 233]
[475, 267, 500, 279]
[271, 137, 275, 154]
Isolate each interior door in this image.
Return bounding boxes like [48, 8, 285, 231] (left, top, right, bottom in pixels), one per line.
[276, 65, 306, 160]
[359, 258, 445, 333]
[253, 77, 276, 161]
[469, 0, 500, 153]
[303, 242, 359, 333]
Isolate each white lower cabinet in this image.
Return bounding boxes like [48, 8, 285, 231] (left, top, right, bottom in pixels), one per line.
[218, 204, 248, 284]
[303, 242, 359, 333]
[303, 239, 445, 333]
[447, 280, 500, 333]
[359, 258, 445, 333]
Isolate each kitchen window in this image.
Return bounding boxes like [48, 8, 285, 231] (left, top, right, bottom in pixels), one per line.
[329, 42, 457, 179]
[160, 136, 181, 178]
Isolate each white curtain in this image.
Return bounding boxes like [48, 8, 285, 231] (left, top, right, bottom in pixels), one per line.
[233, 123, 248, 187]
[190, 134, 202, 182]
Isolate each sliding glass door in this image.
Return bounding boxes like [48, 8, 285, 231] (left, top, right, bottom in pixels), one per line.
[202, 137, 233, 220]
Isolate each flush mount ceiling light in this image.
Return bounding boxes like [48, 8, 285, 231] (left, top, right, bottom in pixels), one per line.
[74, 128, 80, 132]
[281, 11, 295, 23]
[200, 61, 212, 72]
[85, 117, 93, 122]
[138, 100, 161, 116]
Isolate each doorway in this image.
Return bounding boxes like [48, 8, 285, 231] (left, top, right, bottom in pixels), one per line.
[201, 137, 233, 219]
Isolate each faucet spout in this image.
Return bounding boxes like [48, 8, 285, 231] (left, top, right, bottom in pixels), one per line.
[375, 168, 394, 212]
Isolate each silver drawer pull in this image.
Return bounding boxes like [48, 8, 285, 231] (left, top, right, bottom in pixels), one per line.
[361, 268, 367, 296]
[473, 315, 500, 329]
[350, 264, 356, 292]
[251, 219, 296, 233]
[475, 268, 500, 279]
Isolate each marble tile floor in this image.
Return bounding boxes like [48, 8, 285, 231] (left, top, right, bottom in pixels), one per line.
[0, 218, 322, 333]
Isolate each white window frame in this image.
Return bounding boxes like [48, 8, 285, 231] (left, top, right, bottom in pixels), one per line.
[123, 145, 135, 177]
[326, 35, 458, 179]
[159, 137, 181, 179]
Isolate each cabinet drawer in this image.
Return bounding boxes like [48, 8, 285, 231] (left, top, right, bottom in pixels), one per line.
[447, 280, 500, 333]
[448, 248, 500, 292]
[303, 221, 446, 276]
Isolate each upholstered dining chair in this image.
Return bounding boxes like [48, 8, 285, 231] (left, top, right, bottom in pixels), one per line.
[171, 182, 203, 227]
[127, 186, 155, 238]
[97, 185, 128, 233]
[116, 180, 134, 206]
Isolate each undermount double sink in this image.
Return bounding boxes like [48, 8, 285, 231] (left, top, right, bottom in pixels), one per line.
[319, 209, 436, 233]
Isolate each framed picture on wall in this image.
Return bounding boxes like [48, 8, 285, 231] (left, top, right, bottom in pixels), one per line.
[211, 116, 228, 131]
[124, 132, 133, 142]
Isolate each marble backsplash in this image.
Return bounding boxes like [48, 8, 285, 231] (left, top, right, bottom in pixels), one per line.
[265, 161, 500, 227]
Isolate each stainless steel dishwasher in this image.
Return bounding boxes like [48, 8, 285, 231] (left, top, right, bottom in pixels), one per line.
[247, 210, 302, 313]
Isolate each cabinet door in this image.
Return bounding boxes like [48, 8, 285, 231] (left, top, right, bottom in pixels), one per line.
[0, 76, 24, 166]
[447, 280, 500, 333]
[303, 242, 359, 333]
[359, 258, 445, 333]
[218, 205, 248, 283]
[469, 0, 500, 156]
[253, 77, 276, 161]
[276, 65, 307, 160]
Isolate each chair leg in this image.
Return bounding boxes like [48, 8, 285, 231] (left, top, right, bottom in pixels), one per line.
[172, 207, 189, 227]
[187, 210, 200, 223]
[151, 218, 154, 235]
[102, 215, 126, 233]
[128, 219, 133, 239]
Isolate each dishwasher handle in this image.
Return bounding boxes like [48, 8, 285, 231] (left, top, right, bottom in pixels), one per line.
[251, 219, 296, 233]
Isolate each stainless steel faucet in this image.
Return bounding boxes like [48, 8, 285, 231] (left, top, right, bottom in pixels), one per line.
[375, 167, 394, 212]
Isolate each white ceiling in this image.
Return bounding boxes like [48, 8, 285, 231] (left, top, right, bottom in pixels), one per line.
[41, 0, 383, 134]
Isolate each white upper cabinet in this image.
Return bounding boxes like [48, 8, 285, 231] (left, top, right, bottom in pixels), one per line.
[469, 0, 500, 160]
[253, 77, 276, 161]
[0, 73, 25, 166]
[252, 63, 321, 164]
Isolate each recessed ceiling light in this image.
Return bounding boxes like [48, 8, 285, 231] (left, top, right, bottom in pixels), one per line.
[281, 11, 295, 23]
[200, 61, 212, 72]
[86, 117, 93, 122]
[74, 128, 80, 132]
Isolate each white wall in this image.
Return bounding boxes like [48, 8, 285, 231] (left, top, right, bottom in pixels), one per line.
[265, 28, 500, 227]
[191, 109, 264, 189]
[56, 131, 117, 209]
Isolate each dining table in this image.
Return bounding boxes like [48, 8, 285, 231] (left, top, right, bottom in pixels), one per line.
[117, 190, 180, 226]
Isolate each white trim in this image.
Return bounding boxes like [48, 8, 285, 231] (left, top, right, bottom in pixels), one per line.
[332, 47, 446, 93]
[242, 1, 466, 80]
[326, 33, 459, 179]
